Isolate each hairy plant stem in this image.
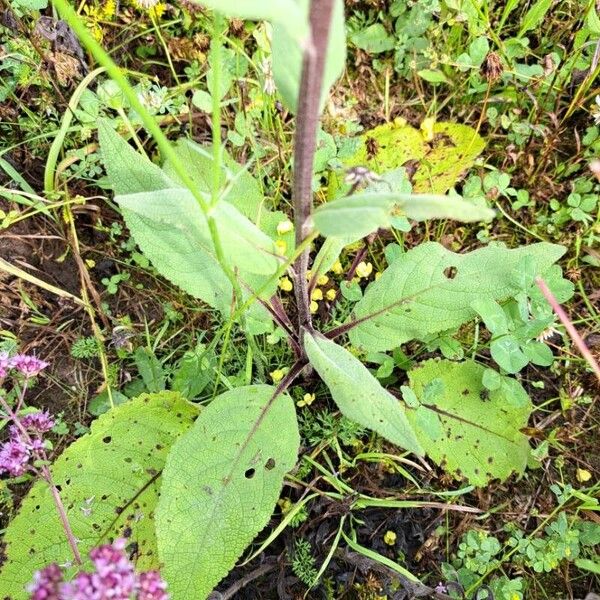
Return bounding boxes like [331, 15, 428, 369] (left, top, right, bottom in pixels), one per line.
[293, 0, 336, 342]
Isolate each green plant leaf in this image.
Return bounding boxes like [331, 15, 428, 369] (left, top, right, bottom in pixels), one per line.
[313, 191, 494, 237]
[327, 120, 485, 196]
[313, 195, 393, 238]
[311, 236, 355, 281]
[522, 340, 554, 367]
[161, 139, 264, 222]
[405, 360, 532, 485]
[518, 0, 553, 36]
[472, 298, 509, 335]
[192, 0, 308, 42]
[116, 188, 279, 276]
[134, 347, 166, 392]
[272, 0, 346, 113]
[348, 242, 566, 352]
[490, 335, 529, 374]
[0, 392, 198, 600]
[98, 124, 277, 324]
[417, 69, 450, 84]
[155, 385, 299, 599]
[98, 119, 174, 195]
[350, 23, 395, 53]
[171, 343, 216, 399]
[304, 332, 423, 454]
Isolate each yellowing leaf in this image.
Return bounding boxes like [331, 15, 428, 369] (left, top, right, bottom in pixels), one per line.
[405, 360, 532, 485]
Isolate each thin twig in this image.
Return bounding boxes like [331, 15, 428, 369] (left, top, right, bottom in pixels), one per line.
[209, 559, 278, 600]
[535, 276, 600, 385]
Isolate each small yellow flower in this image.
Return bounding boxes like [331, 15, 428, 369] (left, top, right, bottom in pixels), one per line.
[310, 300, 319, 314]
[305, 270, 312, 280]
[311, 288, 323, 301]
[383, 530, 397, 546]
[332, 260, 343, 275]
[576, 468, 592, 483]
[420, 116, 436, 142]
[326, 289, 337, 301]
[102, 0, 116, 17]
[297, 393, 315, 407]
[276, 219, 294, 235]
[355, 261, 373, 279]
[85, 258, 96, 269]
[278, 497, 292, 513]
[278, 277, 293, 292]
[316, 274, 329, 286]
[270, 368, 287, 383]
[275, 239, 287, 255]
[375, 271, 382, 280]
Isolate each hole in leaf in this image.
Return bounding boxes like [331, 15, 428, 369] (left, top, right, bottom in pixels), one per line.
[244, 468, 256, 479]
[102, 436, 112, 443]
[265, 458, 276, 471]
[443, 266, 458, 279]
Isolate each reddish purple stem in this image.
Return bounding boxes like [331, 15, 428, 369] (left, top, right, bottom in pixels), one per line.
[535, 276, 600, 385]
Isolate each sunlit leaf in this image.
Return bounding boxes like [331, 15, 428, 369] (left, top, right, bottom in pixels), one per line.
[156, 385, 299, 599]
[304, 333, 423, 454]
[0, 393, 198, 600]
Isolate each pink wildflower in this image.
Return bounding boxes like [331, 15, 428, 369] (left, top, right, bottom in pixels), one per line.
[137, 571, 169, 600]
[0, 437, 30, 476]
[29, 539, 170, 600]
[28, 563, 64, 600]
[21, 411, 55, 434]
[11, 354, 49, 378]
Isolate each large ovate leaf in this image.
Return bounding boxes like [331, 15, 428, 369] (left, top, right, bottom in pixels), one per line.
[327, 119, 485, 196]
[348, 242, 566, 352]
[98, 119, 174, 195]
[116, 188, 279, 276]
[98, 121, 276, 328]
[403, 360, 532, 485]
[304, 332, 423, 455]
[156, 385, 299, 599]
[0, 392, 198, 600]
[313, 191, 494, 237]
[272, 0, 346, 112]
[162, 138, 264, 221]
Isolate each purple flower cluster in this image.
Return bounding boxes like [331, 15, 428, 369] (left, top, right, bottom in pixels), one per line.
[0, 410, 55, 477]
[28, 539, 169, 600]
[3, 353, 49, 378]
